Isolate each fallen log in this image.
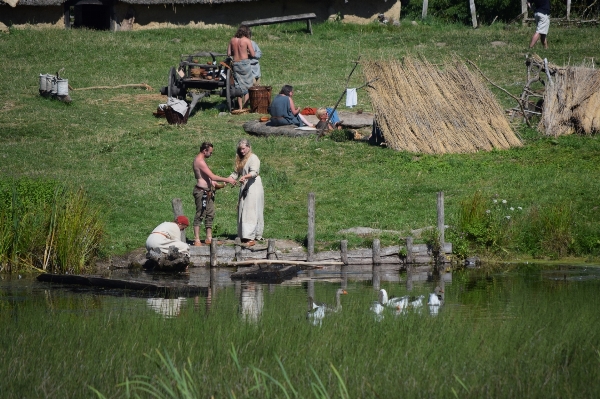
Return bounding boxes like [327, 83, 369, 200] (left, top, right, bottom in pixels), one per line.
[230, 264, 300, 282]
[229, 259, 338, 267]
[37, 273, 207, 295]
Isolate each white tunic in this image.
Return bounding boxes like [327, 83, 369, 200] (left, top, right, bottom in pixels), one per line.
[145, 221, 190, 254]
[230, 154, 264, 240]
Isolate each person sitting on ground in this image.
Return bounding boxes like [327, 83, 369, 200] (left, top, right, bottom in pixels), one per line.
[268, 85, 315, 127]
[315, 108, 342, 132]
[145, 216, 190, 255]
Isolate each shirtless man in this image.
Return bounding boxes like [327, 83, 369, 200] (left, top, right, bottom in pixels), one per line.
[227, 25, 255, 110]
[192, 142, 236, 246]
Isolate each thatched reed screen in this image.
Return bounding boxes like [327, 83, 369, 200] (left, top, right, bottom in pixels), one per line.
[537, 54, 600, 136]
[363, 57, 522, 154]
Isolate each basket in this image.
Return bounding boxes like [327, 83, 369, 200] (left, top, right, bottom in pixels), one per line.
[248, 86, 272, 114]
[164, 106, 189, 125]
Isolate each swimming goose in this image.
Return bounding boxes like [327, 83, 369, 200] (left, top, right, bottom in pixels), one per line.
[307, 289, 348, 325]
[428, 286, 444, 316]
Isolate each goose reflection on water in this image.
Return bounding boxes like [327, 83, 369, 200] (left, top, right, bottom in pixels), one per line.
[147, 297, 186, 318]
[307, 288, 348, 326]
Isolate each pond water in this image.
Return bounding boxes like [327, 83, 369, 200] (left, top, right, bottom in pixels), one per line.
[2, 262, 600, 321]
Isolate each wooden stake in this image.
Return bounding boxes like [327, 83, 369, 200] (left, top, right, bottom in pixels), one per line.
[307, 192, 315, 262]
[267, 239, 276, 260]
[340, 240, 348, 265]
[372, 239, 381, 265]
[210, 239, 217, 267]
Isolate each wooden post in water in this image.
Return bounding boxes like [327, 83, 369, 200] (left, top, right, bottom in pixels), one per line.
[210, 239, 218, 267]
[172, 198, 186, 242]
[307, 192, 315, 262]
[340, 240, 348, 265]
[267, 239, 276, 260]
[437, 192, 445, 246]
[372, 239, 381, 265]
[372, 265, 381, 290]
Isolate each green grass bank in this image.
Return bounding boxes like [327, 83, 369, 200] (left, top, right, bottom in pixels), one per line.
[0, 21, 599, 264]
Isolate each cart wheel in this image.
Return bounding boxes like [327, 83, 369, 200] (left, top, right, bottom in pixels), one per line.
[225, 68, 233, 113]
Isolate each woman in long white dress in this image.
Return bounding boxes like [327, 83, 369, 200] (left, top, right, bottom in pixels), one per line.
[229, 139, 264, 245]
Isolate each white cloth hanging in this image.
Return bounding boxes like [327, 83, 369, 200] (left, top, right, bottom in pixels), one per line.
[167, 97, 189, 117]
[346, 88, 357, 108]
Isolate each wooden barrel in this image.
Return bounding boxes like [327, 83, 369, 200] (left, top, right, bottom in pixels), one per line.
[248, 86, 272, 114]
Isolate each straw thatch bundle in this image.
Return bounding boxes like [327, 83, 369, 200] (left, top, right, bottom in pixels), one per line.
[363, 57, 522, 154]
[536, 54, 600, 136]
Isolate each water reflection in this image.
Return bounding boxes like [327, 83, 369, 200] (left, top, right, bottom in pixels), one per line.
[4, 263, 600, 326]
[239, 283, 263, 322]
[147, 297, 186, 318]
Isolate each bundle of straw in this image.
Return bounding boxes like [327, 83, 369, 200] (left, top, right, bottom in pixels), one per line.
[363, 56, 522, 154]
[539, 60, 600, 136]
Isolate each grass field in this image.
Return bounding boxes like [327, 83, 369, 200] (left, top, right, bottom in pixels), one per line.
[1, 21, 599, 260]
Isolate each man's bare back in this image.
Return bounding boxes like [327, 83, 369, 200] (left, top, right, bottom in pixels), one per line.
[228, 36, 255, 62]
[193, 144, 236, 189]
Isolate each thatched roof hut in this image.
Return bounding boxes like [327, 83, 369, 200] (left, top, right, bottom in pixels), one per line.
[536, 54, 600, 136]
[363, 57, 522, 154]
[1, 0, 402, 31]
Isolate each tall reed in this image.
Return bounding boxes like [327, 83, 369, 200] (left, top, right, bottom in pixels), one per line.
[0, 178, 105, 273]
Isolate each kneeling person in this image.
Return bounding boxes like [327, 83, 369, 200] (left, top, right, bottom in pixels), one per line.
[146, 215, 190, 255]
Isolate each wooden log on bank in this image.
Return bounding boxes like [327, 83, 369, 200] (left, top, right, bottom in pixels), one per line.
[230, 265, 300, 283]
[229, 259, 337, 267]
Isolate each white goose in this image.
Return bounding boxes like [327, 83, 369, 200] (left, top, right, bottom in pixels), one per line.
[428, 286, 444, 316]
[307, 289, 348, 326]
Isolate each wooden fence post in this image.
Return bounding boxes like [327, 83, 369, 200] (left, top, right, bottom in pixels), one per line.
[307, 192, 315, 262]
[171, 198, 186, 242]
[422, 0, 428, 19]
[372, 239, 381, 265]
[437, 191, 445, 246]
[235, 237, 242, 261]
[340, 240, 348, 265]
[267, 239, 276, 260]
[521, 0, 528, 26]
[469, 0, 478, 28]
[210, 239, 217, 267]
[405, 236, 414, 264]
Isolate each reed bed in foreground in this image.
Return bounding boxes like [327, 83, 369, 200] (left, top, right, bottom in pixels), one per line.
[2, 271, 600, 398]
[0, 178, 104, 273]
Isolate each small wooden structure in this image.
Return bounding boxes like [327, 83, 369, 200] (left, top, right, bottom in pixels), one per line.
[241, 13, 317, 34]
[187, 191, 452, 268]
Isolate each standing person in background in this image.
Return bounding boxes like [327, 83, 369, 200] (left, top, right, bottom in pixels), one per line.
[192, 142, 236, 246]
[528, 0, 550, 49]
[228, 25, 255, 110]
[229, 139, 264, 247]
[249, 30, 262, 86]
